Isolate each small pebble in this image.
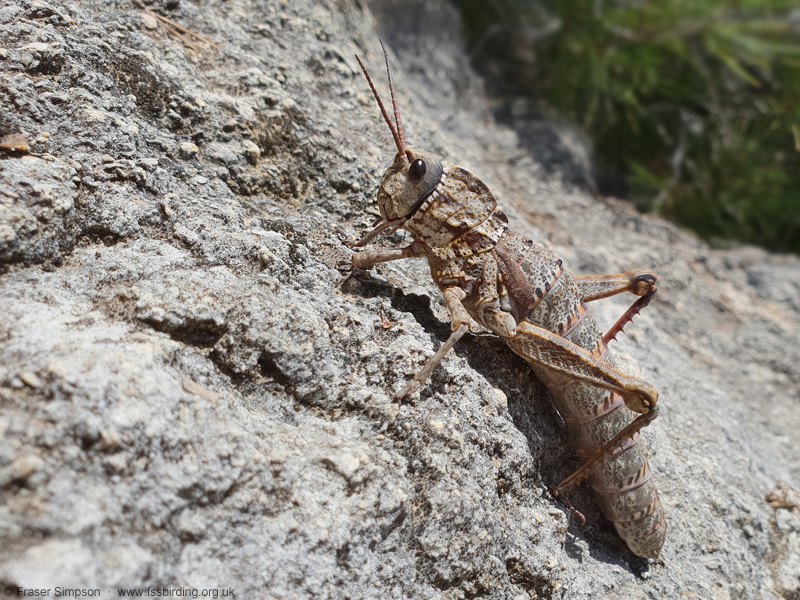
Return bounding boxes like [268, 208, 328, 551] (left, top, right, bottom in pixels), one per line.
[138, 157, 158, 167]
[0, 132, 29, 152]
[104, 454, 128, 474]
[223, 119, 238, 132]
[379, 404, 399, 420]
[179, 142, 199, 158]
[102, 154, 114, 163]
[24, 42, 49, 52]
[776, 509, 794, 532]
[142, 13, 158, 29]
[20, 371, 43, 388]
[100, 429, 120, 451]
[322, 453, 361, 480]
[243, 140, 260, 165]
[269, 449, 288, 464]
[12, 456, 43, 479]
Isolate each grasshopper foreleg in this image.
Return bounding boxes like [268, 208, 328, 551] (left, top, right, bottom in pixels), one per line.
[395, 286, 471, 399]
[344, 216, 407, 248]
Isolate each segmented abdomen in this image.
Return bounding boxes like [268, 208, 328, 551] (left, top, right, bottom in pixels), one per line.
[500, 232, 667, 557]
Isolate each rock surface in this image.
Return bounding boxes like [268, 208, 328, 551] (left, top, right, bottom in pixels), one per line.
[1, 0, 799, 598]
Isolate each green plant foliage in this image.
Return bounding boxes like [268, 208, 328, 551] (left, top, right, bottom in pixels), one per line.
[453, 0, 800, 253]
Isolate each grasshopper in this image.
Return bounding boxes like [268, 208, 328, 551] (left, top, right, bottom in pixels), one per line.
[345, 42, 667, 558]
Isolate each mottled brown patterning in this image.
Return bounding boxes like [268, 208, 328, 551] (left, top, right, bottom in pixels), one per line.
[345, 42, 667, 558]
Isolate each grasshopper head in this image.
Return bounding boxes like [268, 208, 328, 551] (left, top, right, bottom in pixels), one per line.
[354, 44, 447, 242]
[376, 147, 443, 220]
[355, 45, 445, 225]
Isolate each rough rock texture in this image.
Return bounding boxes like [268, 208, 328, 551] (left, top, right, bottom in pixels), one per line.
[1, 0, 799, 598]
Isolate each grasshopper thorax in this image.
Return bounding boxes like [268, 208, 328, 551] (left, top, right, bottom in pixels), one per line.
[377, 147, 444, 221]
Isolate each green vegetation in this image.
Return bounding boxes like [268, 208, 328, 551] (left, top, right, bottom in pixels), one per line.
[453, 0, 800, 253]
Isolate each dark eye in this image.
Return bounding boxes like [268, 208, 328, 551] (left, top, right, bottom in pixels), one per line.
[408, 159, 427, 184]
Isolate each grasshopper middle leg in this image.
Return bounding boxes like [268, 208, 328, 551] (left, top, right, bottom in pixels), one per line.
[350, 239, 428, 270]
[395, 286, 471, 399]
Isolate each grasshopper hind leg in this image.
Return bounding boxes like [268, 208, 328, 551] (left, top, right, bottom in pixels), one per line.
[573, 269, 657, 303]
[572, 269, 659, 345]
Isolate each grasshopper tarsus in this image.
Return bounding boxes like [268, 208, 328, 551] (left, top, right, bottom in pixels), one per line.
[553, 492, 587, 526]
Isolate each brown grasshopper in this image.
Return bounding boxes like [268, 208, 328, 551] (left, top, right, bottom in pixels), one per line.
[345, 42, 667, 558]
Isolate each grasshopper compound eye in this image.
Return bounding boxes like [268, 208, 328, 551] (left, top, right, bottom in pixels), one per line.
[408, 159, 427, 184]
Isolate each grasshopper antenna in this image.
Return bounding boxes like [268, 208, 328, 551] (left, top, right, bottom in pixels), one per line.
[355, 42, 406, 157]
[355, 54, 405, 153]
[380, 38, 406, 153]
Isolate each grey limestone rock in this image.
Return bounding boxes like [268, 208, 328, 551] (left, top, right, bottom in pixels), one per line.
[1, 0, 799, 598]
